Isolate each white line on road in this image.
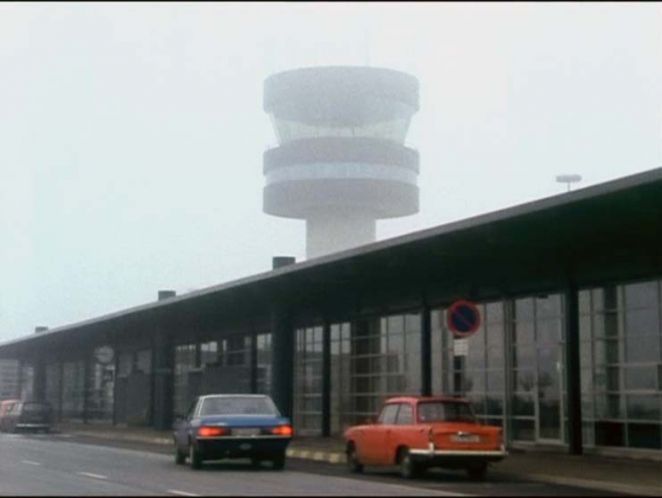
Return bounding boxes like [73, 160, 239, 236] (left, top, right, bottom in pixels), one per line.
[77, 472, 108, 480]
[167, 490, 199, 497]
[21, 460, 41, 466]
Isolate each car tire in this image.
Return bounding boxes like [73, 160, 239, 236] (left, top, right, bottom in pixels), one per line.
[466, 462, 488, 480]
[175, 441, 186, 465]
[272, 451, 286, 470]
[189, 442, 202, 470]
[346, 443, 364, 473]
[250, 456, 262, 468]
[398, 447, 419, 479]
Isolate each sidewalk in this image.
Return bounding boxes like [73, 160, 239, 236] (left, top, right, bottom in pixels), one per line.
[56, 423, 661, 496]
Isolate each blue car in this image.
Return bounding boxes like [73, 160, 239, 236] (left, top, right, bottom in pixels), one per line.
[173, 394, 293, 470]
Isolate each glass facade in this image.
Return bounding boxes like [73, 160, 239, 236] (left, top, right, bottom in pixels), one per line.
[256, 333, 272, 395]
[295, 313, 422, 436]
[61, 361, 85, 420]
[293, 326, 324, 436]
[432, 302, 506, 429]
[86, 357, 115, 423]
[269, 97, 415, 146]
[330, 322, 351, 435]
[580, 279, 662, 450]
[45, 363, 62, 420]
[19, 363, 34, 401]
[173, 343, 197, 417]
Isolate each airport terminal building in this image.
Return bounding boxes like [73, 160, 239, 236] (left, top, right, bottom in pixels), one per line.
[0, 167, 661, 459]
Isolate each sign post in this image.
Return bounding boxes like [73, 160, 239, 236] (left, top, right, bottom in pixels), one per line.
[447, 300, 481, 338]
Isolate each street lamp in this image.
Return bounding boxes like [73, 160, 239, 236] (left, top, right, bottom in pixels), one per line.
[556, 174, 582, 192]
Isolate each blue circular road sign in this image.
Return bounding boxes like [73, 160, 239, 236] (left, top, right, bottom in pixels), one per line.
[447, 300, 481, 338]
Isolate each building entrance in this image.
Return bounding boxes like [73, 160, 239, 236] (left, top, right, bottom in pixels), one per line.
[512, 295, 566, 446]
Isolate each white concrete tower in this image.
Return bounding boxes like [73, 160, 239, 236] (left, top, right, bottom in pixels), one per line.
[263, 66, 420, 259]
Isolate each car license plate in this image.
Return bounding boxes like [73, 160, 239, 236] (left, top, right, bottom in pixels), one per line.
[239, 443, 252, 450]
[450, 434, 480, 443]
[233, 428, 259, 437]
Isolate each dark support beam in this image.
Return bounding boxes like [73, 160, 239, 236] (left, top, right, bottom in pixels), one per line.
[83, 355, 91, 423]
[564, 285, 583, 455]
[152, 331, 174, 430]
[250, 327, 258, 394]
[421, 301, 432, 396]
[271, 309, 294, 419]
[33, 356, 46, 402]
[321, 320, 331, 437]
[17, 359, 23, 399]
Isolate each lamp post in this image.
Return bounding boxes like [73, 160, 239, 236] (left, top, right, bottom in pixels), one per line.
[556, 174, 582, 193]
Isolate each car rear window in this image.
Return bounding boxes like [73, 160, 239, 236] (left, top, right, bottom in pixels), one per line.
[417, 401, 476, 423]
[22, 403, 50, 413]
[199, 396, 278, 416]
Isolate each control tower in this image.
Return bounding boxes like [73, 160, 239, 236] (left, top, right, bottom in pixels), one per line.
[263, 66, 420, 259]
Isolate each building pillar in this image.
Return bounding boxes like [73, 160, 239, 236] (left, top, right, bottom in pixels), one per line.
[250, 327, 258, 394]
[152, 332, 174, 430]
[421, 301, 432, 396]
[270, 309, 294, 419]
[33, 356, 47, 402]
[321, 320, 331, 437]
[83, 355, 91, 424]
[502, 298, 515, 445]
[564, 286, 583, 455]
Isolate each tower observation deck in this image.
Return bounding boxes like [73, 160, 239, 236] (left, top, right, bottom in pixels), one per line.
[263, 66, 420, 259]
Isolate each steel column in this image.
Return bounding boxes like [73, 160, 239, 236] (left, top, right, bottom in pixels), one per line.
[152, 332, 174, 430]
[421, 301, 432, 396]
[321, 320, 331, 437]
[564, 286, 583, 455]
[270, 309, 294, 419]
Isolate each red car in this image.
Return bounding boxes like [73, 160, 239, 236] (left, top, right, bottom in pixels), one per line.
[344, 396, 507, 480]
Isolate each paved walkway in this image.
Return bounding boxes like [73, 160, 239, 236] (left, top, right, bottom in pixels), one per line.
[55, 423, 661, 496]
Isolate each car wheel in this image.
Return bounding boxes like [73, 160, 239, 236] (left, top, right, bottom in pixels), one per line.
[174, 441, 186, 465]
[250, 456, 262, 468]
[346, 443, 363, 473]
[398, 447, 419, 479]
[189, 442, 202, 470]
[272, 451, 286, 470]
[466, 462, 488, 480]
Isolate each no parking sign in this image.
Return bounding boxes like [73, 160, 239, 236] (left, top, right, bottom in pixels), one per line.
[446, 299, 481, 338]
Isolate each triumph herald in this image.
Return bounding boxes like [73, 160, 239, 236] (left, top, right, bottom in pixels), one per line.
[344, 396, 507, 479]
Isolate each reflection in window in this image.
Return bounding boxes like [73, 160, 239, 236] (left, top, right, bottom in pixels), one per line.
[580, 279, 662, 451]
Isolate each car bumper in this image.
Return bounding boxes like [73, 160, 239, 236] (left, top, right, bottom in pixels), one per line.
[409, 445, 508, 464]
[194, 436, 291, 460]
[16, 423, 50, 429]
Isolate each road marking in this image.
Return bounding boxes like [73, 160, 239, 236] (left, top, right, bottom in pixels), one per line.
[167, 490, 199, 497]
[21, 460, 41, 466]
[77, 472, 108, 480]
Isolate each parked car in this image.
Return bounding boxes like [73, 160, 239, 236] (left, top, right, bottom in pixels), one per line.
[0, 400, 53, 433]
[173, 394, 293, 470]
[344, 396, 507, 480]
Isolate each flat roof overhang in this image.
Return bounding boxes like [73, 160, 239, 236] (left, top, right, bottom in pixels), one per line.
[1, 167, 661, 358]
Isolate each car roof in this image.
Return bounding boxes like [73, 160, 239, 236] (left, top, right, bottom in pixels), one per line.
[384, 396, 470, 404]
[198, 394, 271, 400]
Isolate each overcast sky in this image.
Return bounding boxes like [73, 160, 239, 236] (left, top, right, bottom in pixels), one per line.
[0, 2, 660, 342]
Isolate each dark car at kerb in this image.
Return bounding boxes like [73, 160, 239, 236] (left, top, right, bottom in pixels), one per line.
[173, 394, 293, 470]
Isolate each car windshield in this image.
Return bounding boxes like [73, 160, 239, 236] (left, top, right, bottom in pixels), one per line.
[417, 401, 476, 423]
[199, 396, 278, 416]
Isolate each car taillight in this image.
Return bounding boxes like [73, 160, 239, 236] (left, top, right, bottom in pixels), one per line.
[271, 425, 294, 437]
[198, 426, 229, 437]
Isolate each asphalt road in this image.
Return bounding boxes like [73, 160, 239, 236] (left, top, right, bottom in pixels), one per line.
[0, 433, 626, 496]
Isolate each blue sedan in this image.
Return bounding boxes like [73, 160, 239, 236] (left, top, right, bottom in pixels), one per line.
[173, 394, 293, 470]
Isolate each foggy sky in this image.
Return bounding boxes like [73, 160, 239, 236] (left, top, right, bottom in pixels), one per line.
[1, 2, 660, 342]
